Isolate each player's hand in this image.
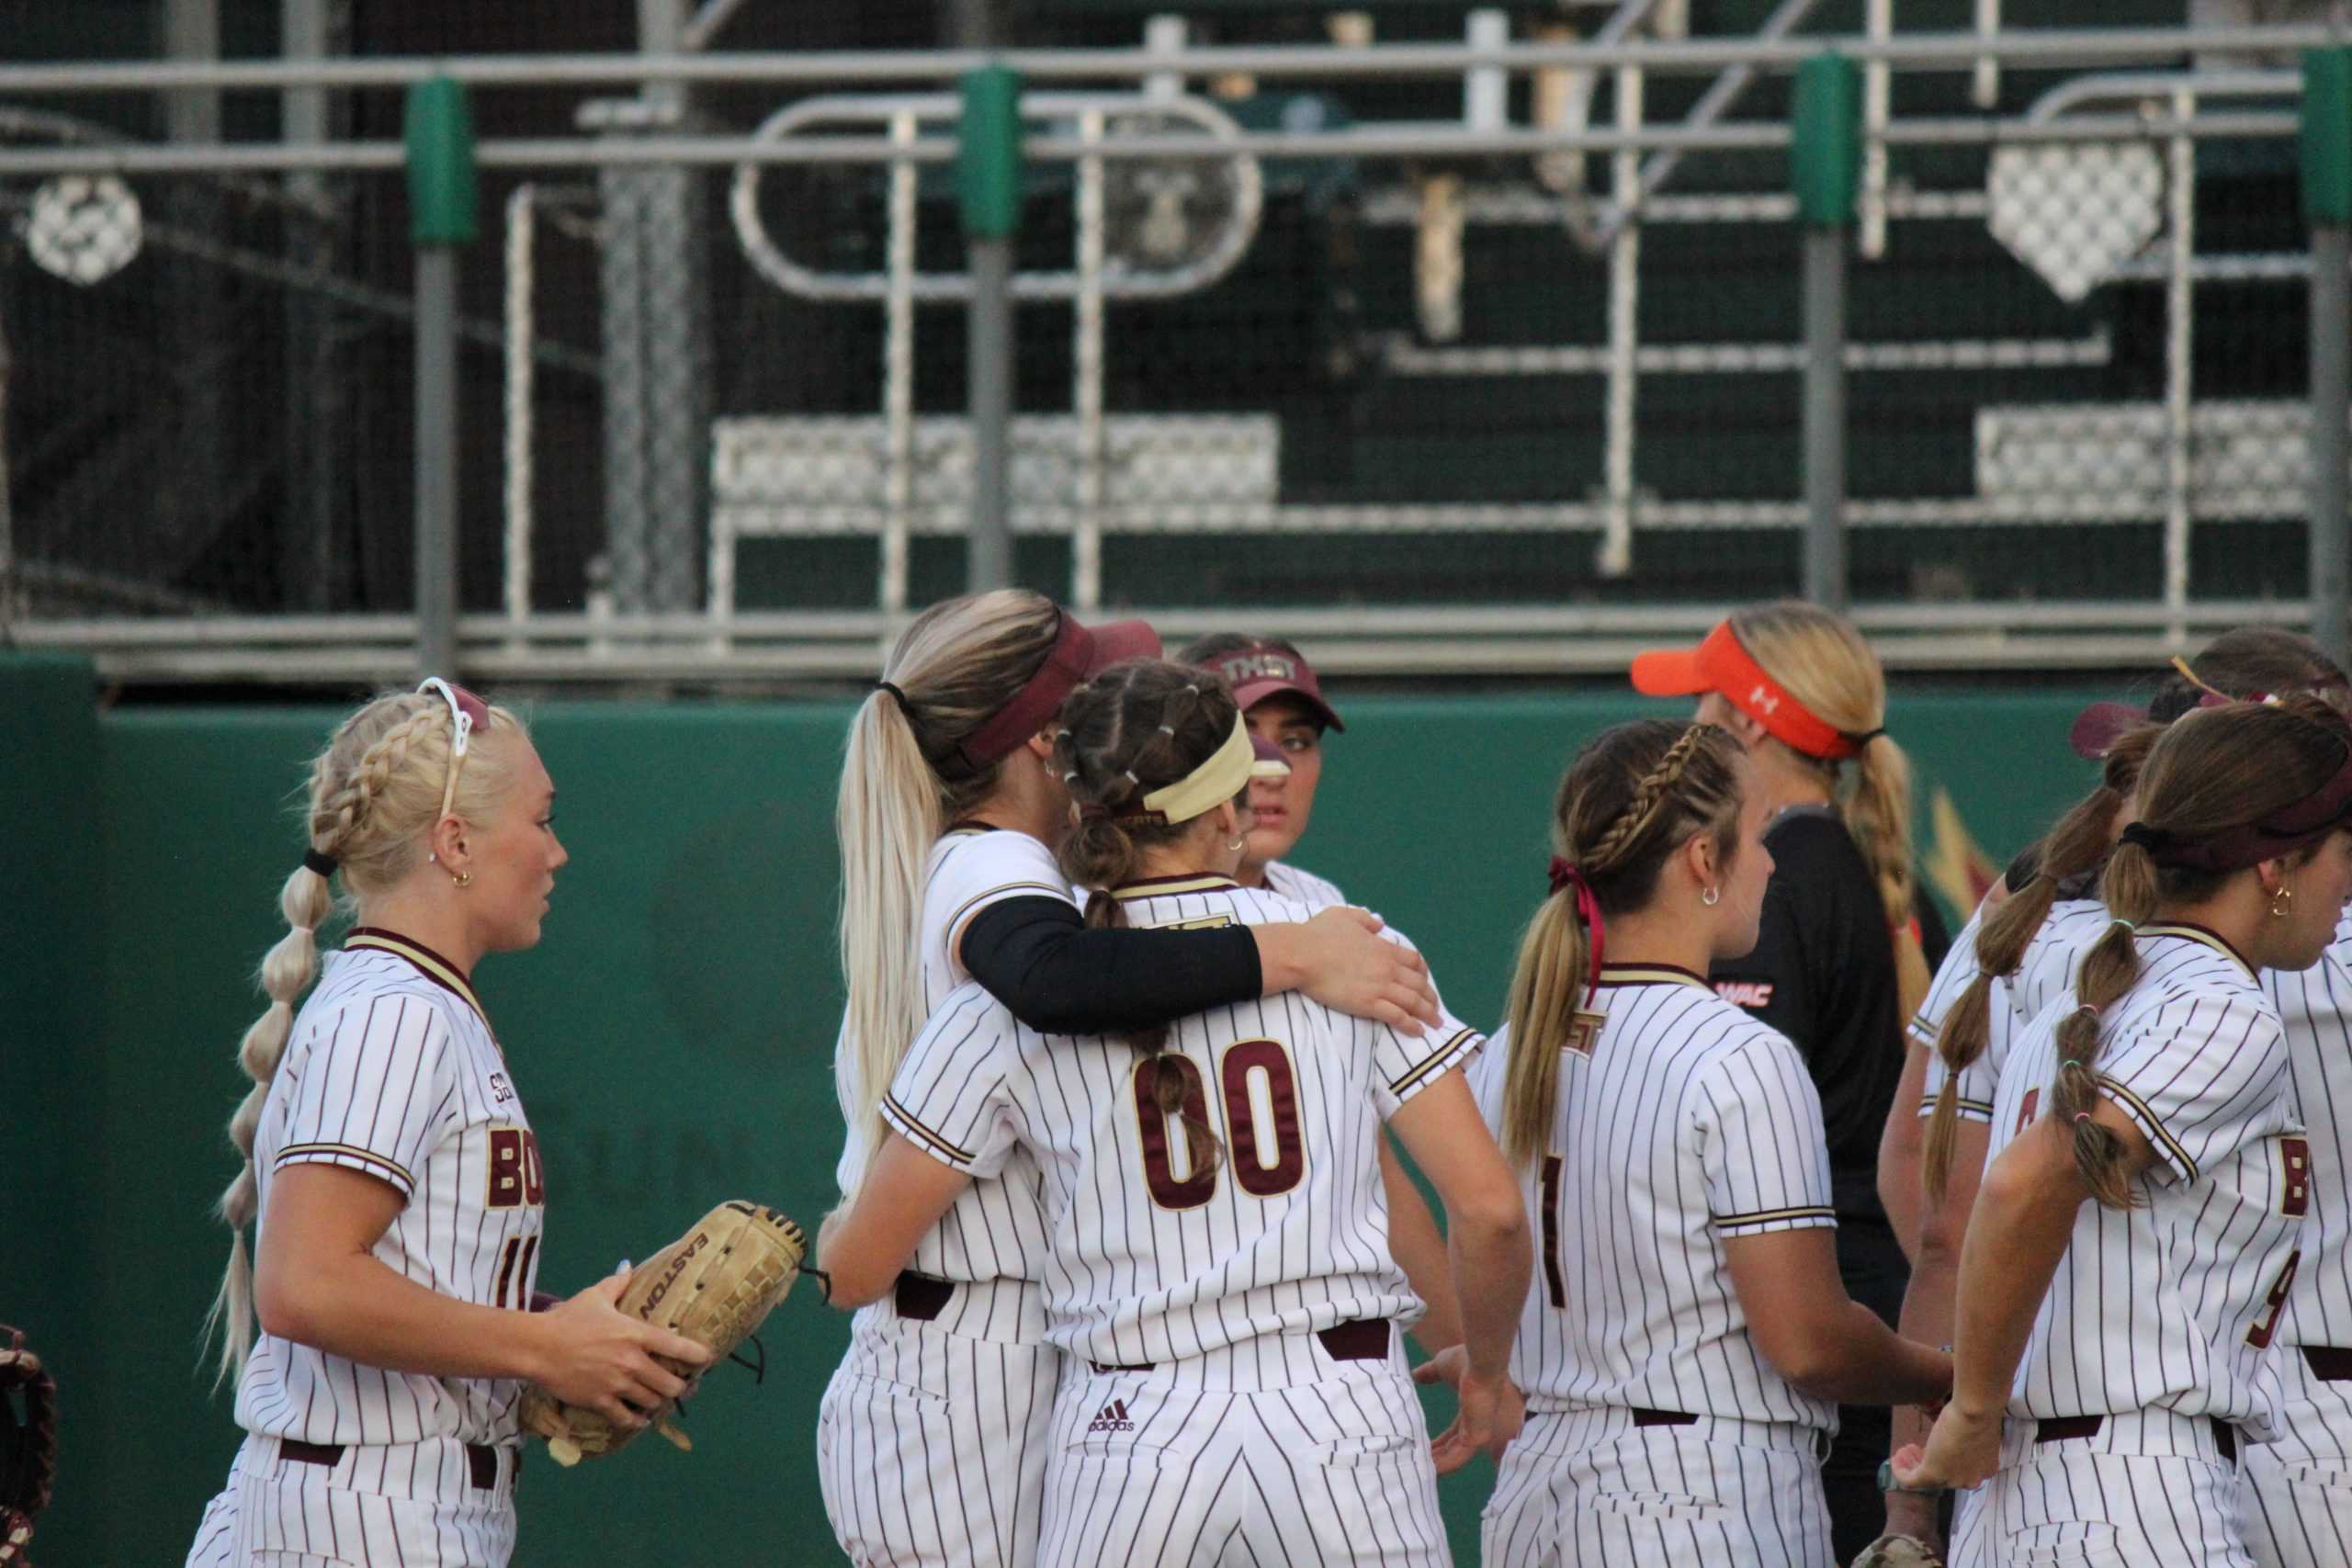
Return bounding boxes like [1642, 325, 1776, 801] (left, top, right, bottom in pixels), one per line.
[1452, 1366, 1524, 1460]
[1416, 1348, 1523, 1473]
[530, 1270, 716, 1430]
[1284, 908, 1442, 1035]
[1890, 1400, 2001, 1494]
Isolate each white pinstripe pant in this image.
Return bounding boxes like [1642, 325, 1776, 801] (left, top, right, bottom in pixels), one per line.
[182, 1434, 518, 1568]
[817, 1288, 1061, 1568]
[1035, 1330, 1449, 1568]
[2244, 1351, 2352, 1568]
[1952, 1408, 2253, 1568]
[1480, 1404, 1834, 1568]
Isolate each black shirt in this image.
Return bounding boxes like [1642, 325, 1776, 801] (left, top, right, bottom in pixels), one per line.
[1707, 807, 1905, 1232]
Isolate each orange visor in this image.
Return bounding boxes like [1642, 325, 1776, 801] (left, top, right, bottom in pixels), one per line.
[1630, 621, 1871, 761]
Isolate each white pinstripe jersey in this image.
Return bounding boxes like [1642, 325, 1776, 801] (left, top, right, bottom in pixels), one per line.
[1466, 965, 1841, 1428]
[831, 827, 1067, 1290]
[2262, 908, 2352, 1349]
[1987, 926, 2301, 1427]
[1261, 859, 1345, 909]
[883, 874, 1485, 1369]
[233, 930, 543, 1448]
[1917, 897, 2113, 1126]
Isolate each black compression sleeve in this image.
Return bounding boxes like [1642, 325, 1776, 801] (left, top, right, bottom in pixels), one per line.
[958, 895, 1267, 1035]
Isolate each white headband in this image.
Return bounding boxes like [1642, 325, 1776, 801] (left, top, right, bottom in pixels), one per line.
[1132, 714, 1255, 825]
[416, 677, 475, 817]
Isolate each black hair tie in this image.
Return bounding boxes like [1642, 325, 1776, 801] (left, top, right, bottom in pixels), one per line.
[1847, 727, 1888, 749]
[301, 847, 339, 878]
[874, 680, 915, 716]
[2117, 821, 2173, 854]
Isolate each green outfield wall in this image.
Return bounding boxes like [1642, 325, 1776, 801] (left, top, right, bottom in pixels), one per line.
[3, 657, 2116, 1565]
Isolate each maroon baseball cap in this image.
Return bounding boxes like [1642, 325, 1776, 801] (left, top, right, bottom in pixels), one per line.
[1198, 639, 1344, 732]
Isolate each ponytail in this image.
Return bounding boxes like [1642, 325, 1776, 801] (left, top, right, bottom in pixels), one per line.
[1920, 761, 2138, 1202]
[206, 863, 333, 1384]
[2048, 844, 2157, 1210]
[831, 589, 1060, 1192]
[1073, 867, 1220, 1174]
[1498, 890, 1593, 1168]
[836, 690, 949, 1169]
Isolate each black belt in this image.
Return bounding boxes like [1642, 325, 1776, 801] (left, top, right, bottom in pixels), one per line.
[1621, 1407, 1829, 1462]
[2030, 1415, 2236, 1465]
[281, 1438, 510, 1491]
[894, 1271, 956, 1322]
[2305, 1346, 2352, 1382]
[1088, 1320, 1392, 1376]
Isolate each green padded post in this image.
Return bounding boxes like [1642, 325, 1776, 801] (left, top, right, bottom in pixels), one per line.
[2305, 47, 2352, 225]
[959, 65, 1025, 240]
[404, 76, 479, 248]
[1792, 51, 1861, 229]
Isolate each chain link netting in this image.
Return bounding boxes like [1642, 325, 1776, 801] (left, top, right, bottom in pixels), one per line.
[0, 0, 2333, 633]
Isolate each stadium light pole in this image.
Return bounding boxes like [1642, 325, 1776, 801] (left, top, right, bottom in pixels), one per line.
[961, 65, 1023, 593]
[1793, 51, 1860, 612]
[2304, 46, 2352, 669]
[405, 78, 477, 679]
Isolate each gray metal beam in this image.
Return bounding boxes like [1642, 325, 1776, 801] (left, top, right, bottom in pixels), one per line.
[0, 28, 2346, 96]
[0, 109, 2306, 180]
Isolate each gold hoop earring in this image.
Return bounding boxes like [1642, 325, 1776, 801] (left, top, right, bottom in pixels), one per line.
[1702, 886, 1721, 907]
[451, 870, 475, 890]
[1227, 837, 1248, 854]
[2273, 886, 2294, 919]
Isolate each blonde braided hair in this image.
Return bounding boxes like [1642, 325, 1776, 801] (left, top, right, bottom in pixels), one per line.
[1498, 720, 1747, 1167]
[207, 690, 526, 1385]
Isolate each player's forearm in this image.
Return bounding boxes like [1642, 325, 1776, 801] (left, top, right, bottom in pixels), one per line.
[1443, 1201, 1532, 1380]
[1883, 1220, 1962, 1537]
[257, 1249, 551, 1383]
[1780, 1302, 1951, 1406]
[1379, 1135, 1463, 1352]
[1949, 1127, 2084, 1416]
[960, 897, 1263, 1035]
[1876, 1045, 1932, 1261]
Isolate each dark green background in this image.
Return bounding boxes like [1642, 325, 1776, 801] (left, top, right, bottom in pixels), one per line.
[2, 657, 2110, 1564]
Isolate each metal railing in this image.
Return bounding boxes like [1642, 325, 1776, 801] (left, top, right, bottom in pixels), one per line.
[3, 19, 2350, 682]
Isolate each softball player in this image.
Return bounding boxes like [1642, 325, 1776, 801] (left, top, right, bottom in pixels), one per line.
[1896, 698, 2352, 1568]
[1630, 603, 1937, 1559]
[822, 659, 1528, 1568]
[1189, 633, 1473, 1351]
[1458, 717, 1950, 1568]
[2247, 909, 2352, 1568]
[184, 682, 707, 1568]
[1882, 631, 2349, 1561]
[819, 594, 1442, 1568]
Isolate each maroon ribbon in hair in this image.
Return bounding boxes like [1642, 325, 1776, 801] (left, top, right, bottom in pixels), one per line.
[1548, 856, 1605, 1005]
